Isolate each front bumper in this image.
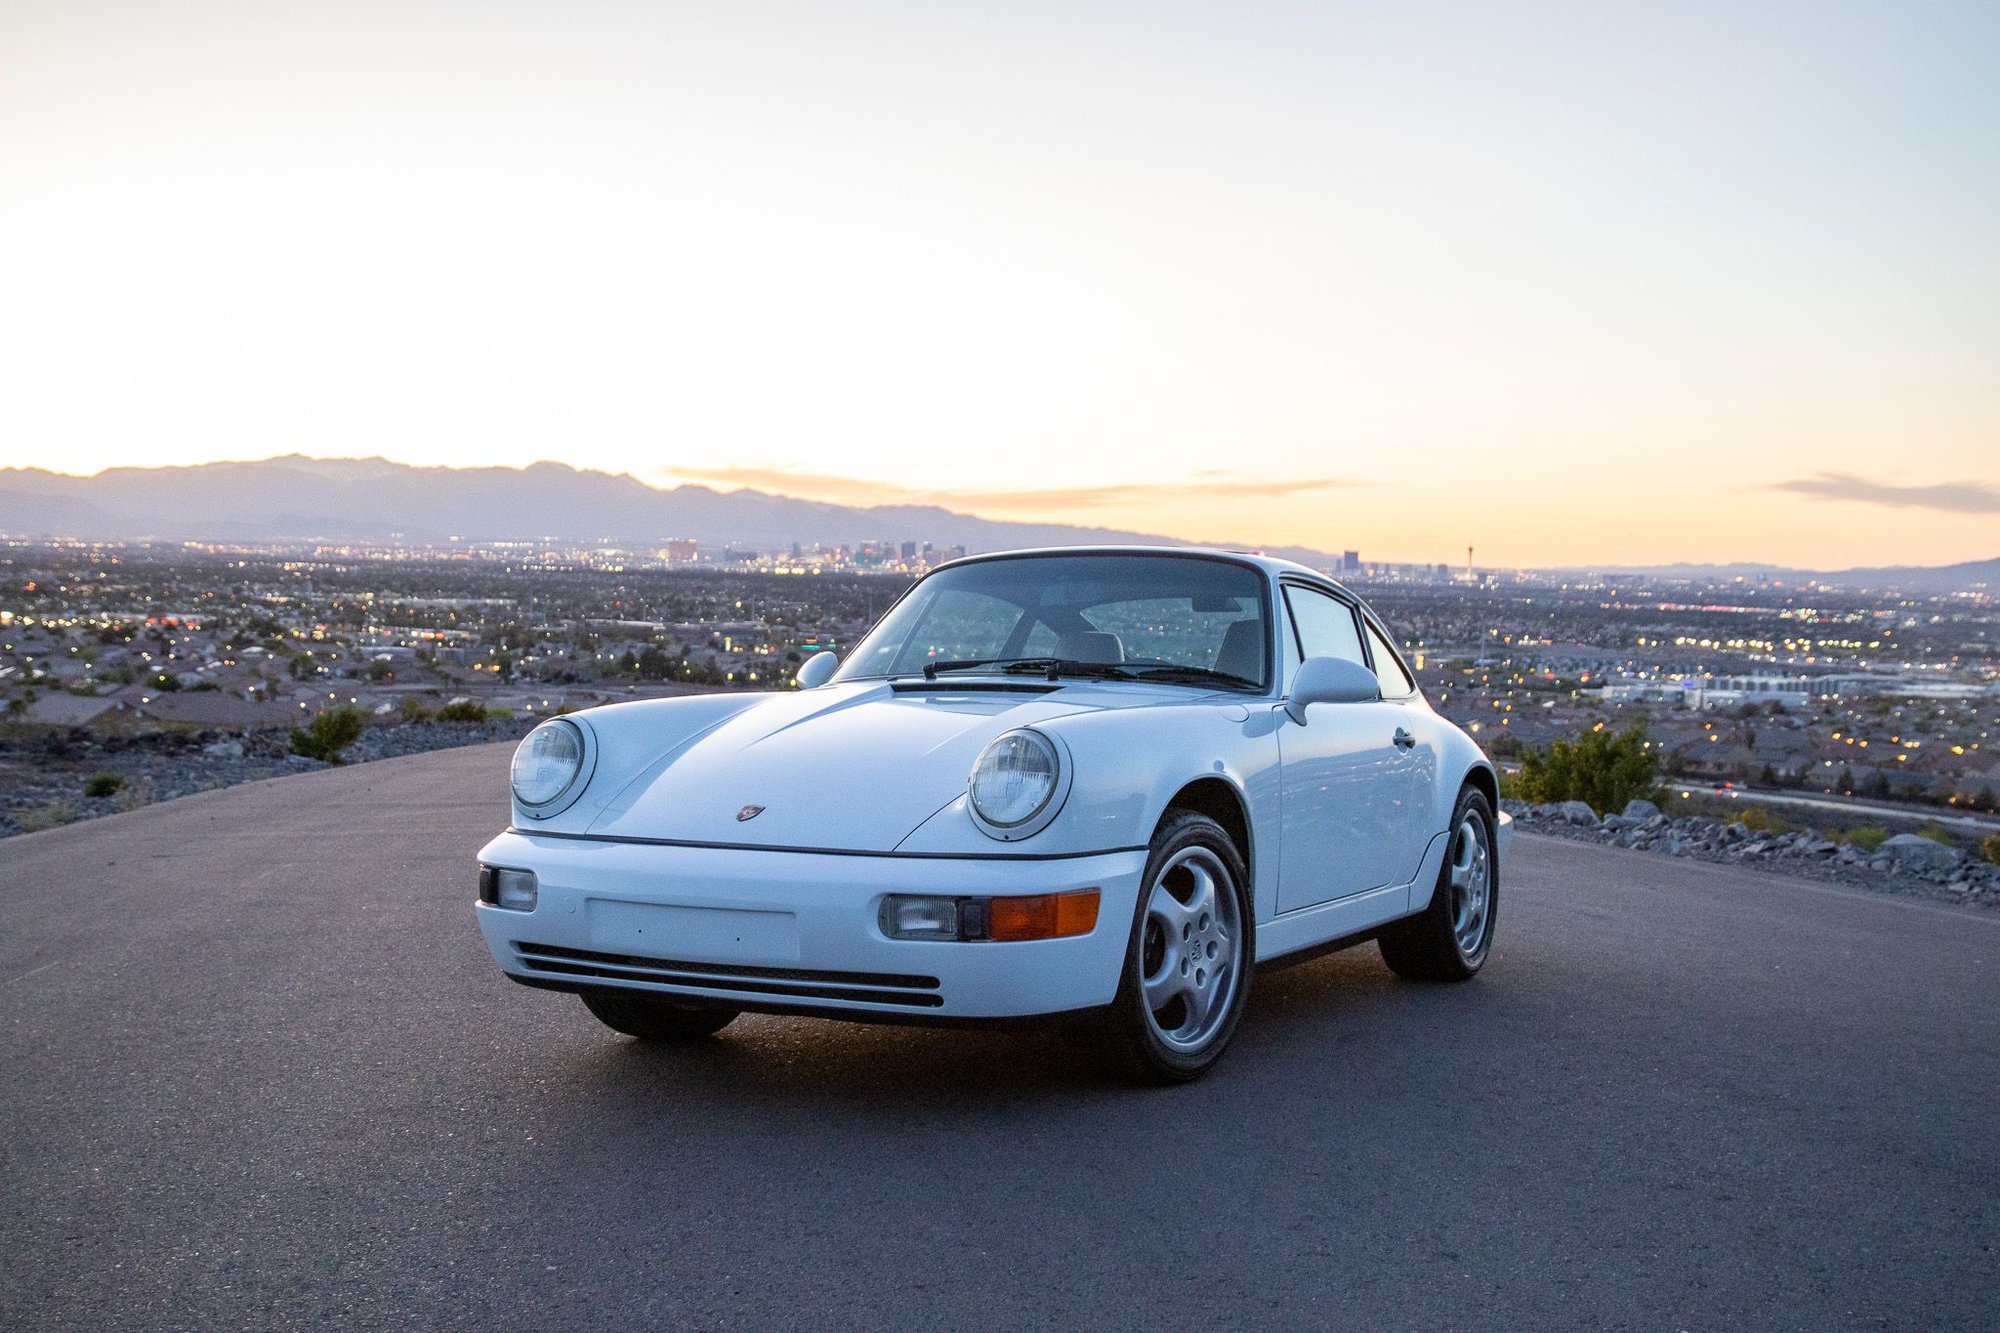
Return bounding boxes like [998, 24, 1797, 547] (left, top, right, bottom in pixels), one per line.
[474, 830, 1149, 1021]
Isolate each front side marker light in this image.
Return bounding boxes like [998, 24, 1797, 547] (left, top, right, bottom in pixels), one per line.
[881, 890, 1101, 941]
[988, 890, 1100, 942]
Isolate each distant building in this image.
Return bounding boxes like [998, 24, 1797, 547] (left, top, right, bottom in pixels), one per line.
[900, 541, 918, 561]
[1342, 551, 1360, 572]
[662, 538, 697, 563]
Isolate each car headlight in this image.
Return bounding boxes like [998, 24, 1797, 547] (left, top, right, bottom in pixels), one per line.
[968, 729, 1066, 839]
[511, 719, 587, 814]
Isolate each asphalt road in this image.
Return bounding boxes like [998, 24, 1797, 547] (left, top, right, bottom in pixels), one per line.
[3, 744, 1995, 1331]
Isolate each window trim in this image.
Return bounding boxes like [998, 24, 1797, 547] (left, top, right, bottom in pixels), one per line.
[1278, 576, 1421, 702]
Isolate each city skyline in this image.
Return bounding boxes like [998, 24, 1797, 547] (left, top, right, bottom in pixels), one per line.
[5, 3, 1998, 568]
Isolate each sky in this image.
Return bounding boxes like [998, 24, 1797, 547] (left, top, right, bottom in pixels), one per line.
[2, 1, 1996, 569]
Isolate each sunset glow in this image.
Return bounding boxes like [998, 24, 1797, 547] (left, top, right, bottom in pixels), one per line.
[3, 2, 1995, 568]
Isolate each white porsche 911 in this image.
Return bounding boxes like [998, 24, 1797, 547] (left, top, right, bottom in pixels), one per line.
[476, 547, 1508, 1082]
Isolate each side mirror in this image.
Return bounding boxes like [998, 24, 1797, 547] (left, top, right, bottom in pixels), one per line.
[1283, 655, 1380, 724]
[794, 650, 840, 689]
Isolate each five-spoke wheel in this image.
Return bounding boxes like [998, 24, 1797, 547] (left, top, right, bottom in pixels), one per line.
[1140, 844, 1244, 1053]
[1379, 785, 1498, 981]
[1075, 810, 1253, 1083]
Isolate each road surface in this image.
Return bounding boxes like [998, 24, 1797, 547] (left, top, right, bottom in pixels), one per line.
[3, 744, 1995, 1329]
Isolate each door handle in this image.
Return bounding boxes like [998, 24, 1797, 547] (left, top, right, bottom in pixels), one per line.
[1392, 727, 1416, 750]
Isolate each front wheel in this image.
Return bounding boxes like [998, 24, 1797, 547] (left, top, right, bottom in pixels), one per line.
[1379, 787, 1497, 982]
[581, 989, 739, 1041]
[1075, 811, 1254, 1084]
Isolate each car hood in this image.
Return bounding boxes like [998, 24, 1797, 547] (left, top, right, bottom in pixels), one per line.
[584, 682, 1116, 851]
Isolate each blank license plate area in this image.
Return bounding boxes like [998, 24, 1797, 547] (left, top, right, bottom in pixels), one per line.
[584, 900, 801, 964]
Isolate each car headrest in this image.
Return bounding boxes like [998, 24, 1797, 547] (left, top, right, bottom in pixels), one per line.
[1212, 618, 1266, 683]
[1062, 631, 1124, 664]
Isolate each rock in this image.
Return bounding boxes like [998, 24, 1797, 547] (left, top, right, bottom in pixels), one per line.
[1557, 801, 1599, 827]
[1796, 836, 1837, 857]
[203, 740, 245, 758]
[1602, 814, 1641, 830]
[1877, 834, 1963, 872]
[1622, 798, 1661, 820]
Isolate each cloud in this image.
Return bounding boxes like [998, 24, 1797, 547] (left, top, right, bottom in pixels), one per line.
[656, 467, 1368, 513]
[1770, 473, 2000, 515]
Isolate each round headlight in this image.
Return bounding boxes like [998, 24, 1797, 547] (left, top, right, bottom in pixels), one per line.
[969, 730, 1061, 833]
[511, 719, 585, 812]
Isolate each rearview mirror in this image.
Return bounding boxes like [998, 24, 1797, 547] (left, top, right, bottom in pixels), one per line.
[1283, 655, 1380, 723]
[795, 651, 840, 689]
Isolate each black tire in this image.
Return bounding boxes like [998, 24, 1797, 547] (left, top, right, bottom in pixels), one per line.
[1074, 811, 1255, 1085]
[580, 989, 739, 1041]
[1379, 785, 1497, 982]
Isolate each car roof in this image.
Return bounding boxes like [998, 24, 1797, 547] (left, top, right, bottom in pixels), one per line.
[935, 544, 1360, 601]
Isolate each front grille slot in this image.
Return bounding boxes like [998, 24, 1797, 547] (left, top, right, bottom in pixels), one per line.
[514, 941, 944, 1008]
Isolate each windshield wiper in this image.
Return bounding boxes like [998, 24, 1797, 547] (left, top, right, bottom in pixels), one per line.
[1124, 664, 1262, 691]
[921, 657, 1056, 681]
[921, 657, 1138, 682]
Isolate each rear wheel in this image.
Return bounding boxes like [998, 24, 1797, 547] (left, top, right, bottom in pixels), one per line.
[1379, 787, 1497, 982]
[581, 990, 739, 1041]
[1075, 811, 1254, 1084]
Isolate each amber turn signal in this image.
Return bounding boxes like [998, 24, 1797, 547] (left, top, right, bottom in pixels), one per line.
[986, 889, 1101, 942]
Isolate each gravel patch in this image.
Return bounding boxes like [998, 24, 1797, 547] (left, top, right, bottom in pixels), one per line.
[1505, 798, 2000, 911]
[0, 718, 539, 838]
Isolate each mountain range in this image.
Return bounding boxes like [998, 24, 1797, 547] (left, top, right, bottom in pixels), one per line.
[0, 455, 1336, 565]
[0, 456, 1992, 592]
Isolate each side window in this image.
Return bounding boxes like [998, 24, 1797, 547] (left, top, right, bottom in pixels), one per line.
[1363, 621, 1416, 698]
[1285, 587, 1365, 665]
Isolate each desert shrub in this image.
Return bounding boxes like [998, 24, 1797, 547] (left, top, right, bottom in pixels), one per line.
[291, 705, 365, 763]
[436, 699, 488, 724]
[19, 799, 76, 832]
[398, 695, 433, 723]
[1981, 833, 2000, 866]
[1845, 826, 1889, 852]
[117, 776, 155, 812]
[1915, 826, 1952, 845]
[83, 773, 125, 799]
[1737, 806, 1785, 834]
[1515, 723, 1659, 815]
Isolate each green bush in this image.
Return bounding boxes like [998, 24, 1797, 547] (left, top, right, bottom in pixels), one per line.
[1915, 826, 1952, 845]
[1982, 833, 2000, 866]
[1515, 723, 1660, 816]
[398, 695, 433, 723]
[1845, 826, 1889, 853]
[83, 773, 125, 799]
[1737, 806, 1788, 834]
[436, 699, 488, 724]
[291, 705, 366, 763]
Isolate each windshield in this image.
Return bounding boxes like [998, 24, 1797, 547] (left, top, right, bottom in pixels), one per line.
[835, 553, 1271, 691]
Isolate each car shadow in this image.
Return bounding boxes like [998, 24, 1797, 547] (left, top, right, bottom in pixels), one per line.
[550, 939, 1502, 1114]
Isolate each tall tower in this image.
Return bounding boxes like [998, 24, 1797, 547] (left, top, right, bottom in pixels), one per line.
[1466, 545, 1474, 580]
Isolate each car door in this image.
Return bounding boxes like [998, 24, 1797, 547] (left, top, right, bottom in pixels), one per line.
[1358, 614, 1440, 891]
[1274, 584, 1419, 912]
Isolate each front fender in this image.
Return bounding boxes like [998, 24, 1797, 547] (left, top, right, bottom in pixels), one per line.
[891, 700, 1285, 918]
